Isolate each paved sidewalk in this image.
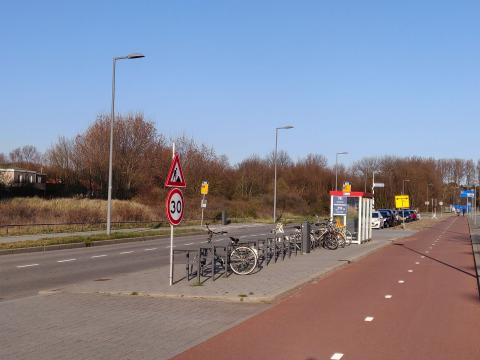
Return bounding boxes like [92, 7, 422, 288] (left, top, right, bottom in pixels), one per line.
[54, 229, 415, 303]
[0, 293, 266, 360]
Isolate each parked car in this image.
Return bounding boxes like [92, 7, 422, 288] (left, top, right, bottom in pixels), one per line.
[397, 210, 412, 222]
[412, 209, 421, 220]
[378, 209, 395, 227]
[406, 210, 417, 221]
[371, 211, 386, 229]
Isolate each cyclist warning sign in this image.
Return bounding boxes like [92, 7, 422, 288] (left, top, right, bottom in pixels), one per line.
[165, 154, 186, 188]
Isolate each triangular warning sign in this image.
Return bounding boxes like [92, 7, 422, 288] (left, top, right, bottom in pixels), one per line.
[165, 154, 186, 188]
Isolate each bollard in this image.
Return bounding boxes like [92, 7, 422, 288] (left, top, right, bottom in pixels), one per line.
[302, 221, 311, 254]
[222, 210, 227, 225]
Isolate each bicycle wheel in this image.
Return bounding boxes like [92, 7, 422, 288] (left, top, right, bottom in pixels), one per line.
[323, 232, 339, 250]
[336, 231, 346, 248]
[229, 246, 258, 275]
[344, 229, 352, 246]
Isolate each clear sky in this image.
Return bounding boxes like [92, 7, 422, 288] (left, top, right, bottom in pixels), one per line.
[1, 1, 479, 166]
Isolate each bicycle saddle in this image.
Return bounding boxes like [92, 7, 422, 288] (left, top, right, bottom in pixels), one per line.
[229, 237, 240, 245]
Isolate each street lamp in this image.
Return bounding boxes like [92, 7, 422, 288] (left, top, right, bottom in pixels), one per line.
[426, 183, 433, 214]
[107, 52, 145, 235]
[402, 179, 410, 195]
[335, 152, 348, 191]
[273, 125, 294, 223]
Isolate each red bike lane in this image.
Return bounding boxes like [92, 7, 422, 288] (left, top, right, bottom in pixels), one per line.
[173, 217, 480, 360]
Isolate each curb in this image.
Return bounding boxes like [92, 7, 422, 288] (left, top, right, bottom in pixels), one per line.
[467, 219, 480, 300]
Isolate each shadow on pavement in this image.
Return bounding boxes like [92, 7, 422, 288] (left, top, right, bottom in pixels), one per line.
[393, 243, 477, 278]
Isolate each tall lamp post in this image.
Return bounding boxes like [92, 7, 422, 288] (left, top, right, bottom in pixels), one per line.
[402, 179, 410, 195]
[426, 183, 433, 214]
[401, 179, 410, 229]
[335, 152, 348, 191]
[273, 125, 293, 223]
[107, 53, 145, 235]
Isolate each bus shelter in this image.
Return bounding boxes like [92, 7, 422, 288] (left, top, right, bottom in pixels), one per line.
[329, 191, 373, 244]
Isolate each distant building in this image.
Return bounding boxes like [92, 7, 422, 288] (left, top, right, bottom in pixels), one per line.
[0, 168, 47, 192]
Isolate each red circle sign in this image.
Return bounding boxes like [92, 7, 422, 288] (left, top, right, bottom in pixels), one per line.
[165, 188, 184, 225]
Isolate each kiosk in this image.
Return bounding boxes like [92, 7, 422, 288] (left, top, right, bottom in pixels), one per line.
[329, 191, 373, 244]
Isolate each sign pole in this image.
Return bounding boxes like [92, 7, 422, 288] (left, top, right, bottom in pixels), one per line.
[169, 143, 175, 286]
[200, 194, 205, 227]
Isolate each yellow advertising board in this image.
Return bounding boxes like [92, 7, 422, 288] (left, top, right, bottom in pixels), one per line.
[200, 181, 209, 195]
[342, 181, 352, 193]
[395, 195, 410, 209]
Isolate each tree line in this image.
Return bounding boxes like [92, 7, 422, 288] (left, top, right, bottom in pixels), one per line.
[1, 114, 478, 219]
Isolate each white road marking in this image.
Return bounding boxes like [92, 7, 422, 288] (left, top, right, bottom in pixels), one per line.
[57, 258, 76, 263]
[398, 280, 405, 283]
[364, 316, 374, 322]
[91, 255, 107, 259]
[120, 251, 134, 254]
[144, 248, 157, 251]
[330, 353, 344, 360]
[415, 262, 420, 265]
[385, 294, 392, 299]
[408, 269, 413, 273]
[165, 245, 176, 248]
[183, 243, 194, 246]
[425, 251, 429, 253]
[421, 256, 425, 258]
[16, 264, 39, 268]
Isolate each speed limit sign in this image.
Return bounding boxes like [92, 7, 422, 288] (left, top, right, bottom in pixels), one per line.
[165, 188, 184, 225]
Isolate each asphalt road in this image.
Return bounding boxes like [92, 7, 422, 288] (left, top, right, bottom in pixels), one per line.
[0, 223, 273, 301]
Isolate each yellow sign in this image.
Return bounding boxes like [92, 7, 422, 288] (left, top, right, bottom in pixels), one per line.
[201, 181, 209, 195]
[395, 195, 410, 209]
[342, 181, 351, 193]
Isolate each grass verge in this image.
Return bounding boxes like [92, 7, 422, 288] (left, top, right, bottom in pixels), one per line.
[0, 228, 205, 250]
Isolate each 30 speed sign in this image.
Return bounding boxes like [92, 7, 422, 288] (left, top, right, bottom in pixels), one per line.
[165, 188, 184, 225]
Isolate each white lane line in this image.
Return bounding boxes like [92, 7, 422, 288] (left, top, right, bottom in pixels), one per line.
[57, 258, 76, 263]
[415, 262, 420, 265]
[144, 248, 157, 251]
[91, 255, 107, 259]
[421, 256, 425, 258]
[425, 251, 429, 254]
[398, 280, 405, 284]
[408, 269, 413, 273]
[330, 353, 344, 360]
[385, 294, 392, 299]
[200, 241, 208, 243]
[16, 263, 39, 268]
[183, 243, 194, 246]
[364, 316, 374, 322]
[120, 251, 134, 254]
[165, 245, 176, 248]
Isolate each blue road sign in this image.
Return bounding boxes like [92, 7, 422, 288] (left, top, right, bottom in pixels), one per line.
[333, 196, 348, 216]
[460, 190, 475, 198]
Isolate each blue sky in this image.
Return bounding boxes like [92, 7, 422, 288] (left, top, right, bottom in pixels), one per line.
[1, 0, 479, 166]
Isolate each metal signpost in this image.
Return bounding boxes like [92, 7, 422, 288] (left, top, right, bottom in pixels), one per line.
[200, 181, 209, 226]
[165, 145, 186, 286]
[395, 195, 410, 229]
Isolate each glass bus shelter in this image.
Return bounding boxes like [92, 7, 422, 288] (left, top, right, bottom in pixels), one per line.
[329, 191, 373, 244]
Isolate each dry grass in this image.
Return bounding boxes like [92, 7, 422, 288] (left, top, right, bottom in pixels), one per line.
[0, 197, 158, 235]
[0, 197, 156, 225]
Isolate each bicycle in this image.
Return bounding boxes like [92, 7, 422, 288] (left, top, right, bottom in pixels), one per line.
[195, 224, 258, 276]
[312, 220, 342, 250]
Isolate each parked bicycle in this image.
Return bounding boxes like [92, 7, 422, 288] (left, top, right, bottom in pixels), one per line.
[197, 224, 258, 275]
